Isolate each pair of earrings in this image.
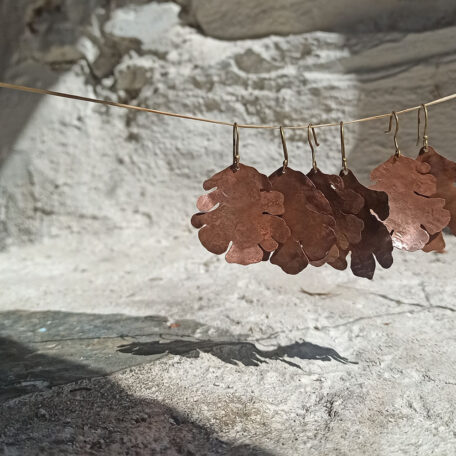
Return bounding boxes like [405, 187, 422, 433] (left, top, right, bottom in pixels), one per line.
[191, 123, 393, 279]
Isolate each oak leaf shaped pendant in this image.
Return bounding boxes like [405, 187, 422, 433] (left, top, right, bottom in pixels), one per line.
[307, 168, 365, 271]
[340, 169, 393, 279]
[370, 154, 450, 251]
[191, 164, 291, 265]
[267, 167, 338, 274]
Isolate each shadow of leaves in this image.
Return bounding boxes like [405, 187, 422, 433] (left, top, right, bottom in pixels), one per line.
[118, 339, 356, 369]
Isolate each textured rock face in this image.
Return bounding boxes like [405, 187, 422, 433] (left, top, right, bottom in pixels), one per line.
[1, 2, 456, 455]
[182, 0, 456, 39]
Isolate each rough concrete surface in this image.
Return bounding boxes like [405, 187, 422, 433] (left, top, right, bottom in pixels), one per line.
[0, 1, 456, 455]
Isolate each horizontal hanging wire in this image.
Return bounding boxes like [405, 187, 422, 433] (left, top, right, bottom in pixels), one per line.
[1, 81, 456, 130]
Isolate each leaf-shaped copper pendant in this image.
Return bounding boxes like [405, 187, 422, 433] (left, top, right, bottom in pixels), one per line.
[340, 169, 393, 279]
[370, 155, 450, 251]
[417, 146, 456, 235]
[307, 168, 365, 271]
[191, 163, 291, 265]
[267, 167, 338, 274]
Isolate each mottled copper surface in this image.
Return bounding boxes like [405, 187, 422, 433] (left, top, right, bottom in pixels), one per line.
[417, 146, 456, 235]
[423, 232, 446, 253]
[370, 155, 451, 251]
[307, 168, 365, 271]
[341, 169, 393, 279]
[191, 163, 291, 265]
[267, 167, 338, 274]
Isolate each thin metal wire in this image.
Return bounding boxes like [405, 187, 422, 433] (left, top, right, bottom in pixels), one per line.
[1, 81, 456, 130]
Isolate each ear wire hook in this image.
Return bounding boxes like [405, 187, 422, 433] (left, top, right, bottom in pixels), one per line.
[385, 111, 401, 157]
[279, 126, 288, 173]
[417, 103, 429, 150]
[308, 124, 319, 170]
[340, 121, 348, 174]
[232, 122, 240, 171]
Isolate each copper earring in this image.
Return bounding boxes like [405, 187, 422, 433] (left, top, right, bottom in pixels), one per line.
[416, 104, 456, 245]
[307, 125, 365, 271]
[191, 123, 290, 265]
[370, 112, 450, 251]
[267, 127, 338, 274]
[338, 122, 393, 279]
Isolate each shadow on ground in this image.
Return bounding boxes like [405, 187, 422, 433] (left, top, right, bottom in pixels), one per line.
[118, 339, 353, 368]
[0, 337, 273, 455]
[0, 310, 354, 403]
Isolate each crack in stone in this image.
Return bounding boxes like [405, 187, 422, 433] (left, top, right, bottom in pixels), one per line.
[318, 309, 423, 330]
[372, 290, 455, 313]
[319, 301, 455, 331]
[343, 288, 456, 313]
[247, 298, 455, 341]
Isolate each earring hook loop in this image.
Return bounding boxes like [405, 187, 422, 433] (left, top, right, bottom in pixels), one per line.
[308, 124, 319, 170]
[417, 103, 429, 150]
[280, 126, 288, 173]
[232, 122, 240, 171]
[385, 111, 401, 157]
[340, 121, 348, 174]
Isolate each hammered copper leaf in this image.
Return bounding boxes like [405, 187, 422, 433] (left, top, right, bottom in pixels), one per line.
[307, 168, 365, 271]
[267, 167, 338, 274]
[341, 169, 393, 279]
[191, 163, 291, 265]
[417, 146, 456, 235]
[370, 155, 450, 251]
